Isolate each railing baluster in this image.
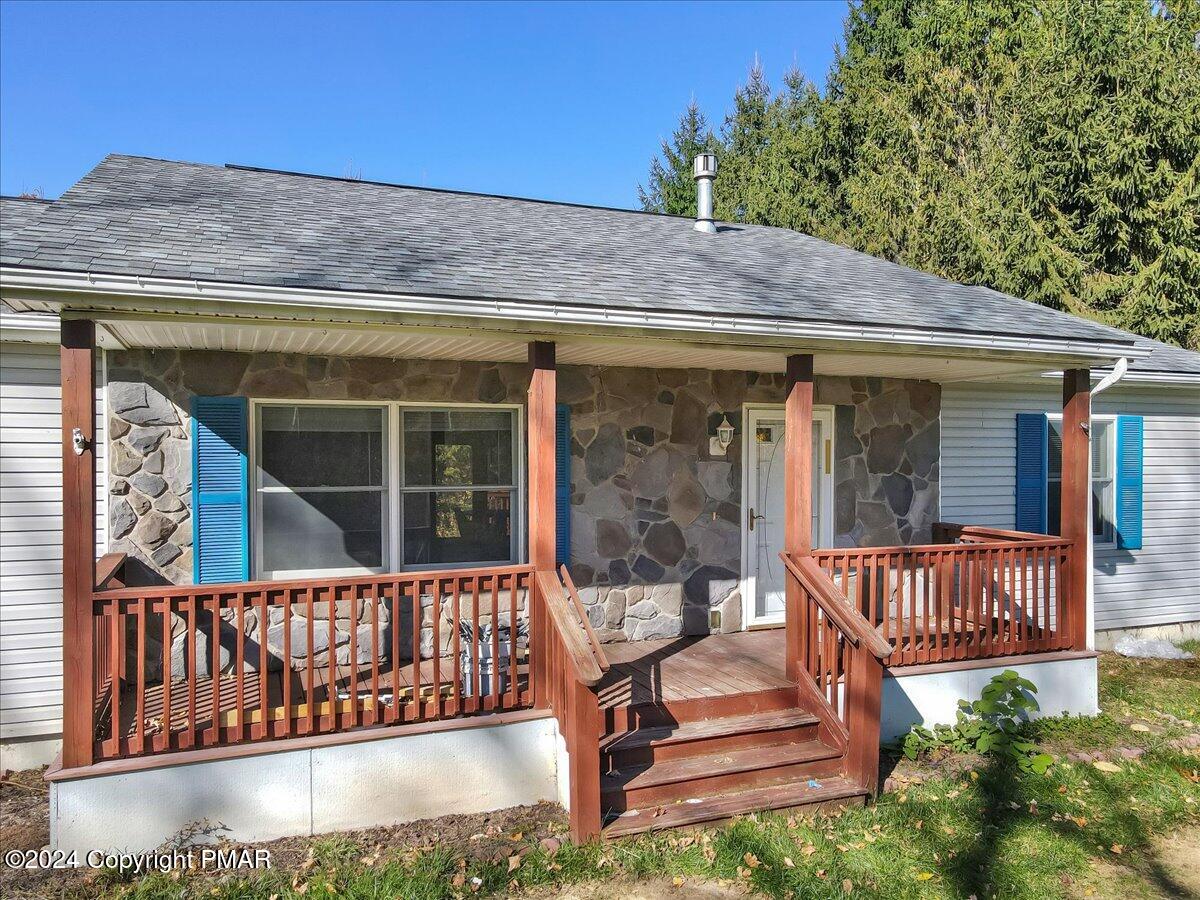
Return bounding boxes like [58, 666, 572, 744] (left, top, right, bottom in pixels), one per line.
[490, 574, 502, 709]
[107, 602, 120, 757]
[451, 577, 463, 716]
[282, 589, 293, 738]
[431, 578, 442, 719]
[348, 588, 359, 730]
[235, 592, 245, 742]
[208, 595, 221, 747]
[508, 572, 519, 709]
[369, 583, 380, 727]
[134, 597, 145, 755]
[390, 580, 401, 724]
[159, 598, 171, 753]
[305, 586, 316, 734]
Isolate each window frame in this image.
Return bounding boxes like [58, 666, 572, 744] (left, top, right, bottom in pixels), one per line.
[248, 398, 525, 579]
[1046, 412, 1117, 548]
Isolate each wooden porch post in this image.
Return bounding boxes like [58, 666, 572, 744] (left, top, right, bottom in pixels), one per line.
[1061, 368, 1090, 650]
[528, 341, 556, 707]
[61, 319, 96, 768]
[784, 354, 814, 682]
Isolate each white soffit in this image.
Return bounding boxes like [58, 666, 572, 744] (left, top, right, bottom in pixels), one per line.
[99, 317, 1054, 382]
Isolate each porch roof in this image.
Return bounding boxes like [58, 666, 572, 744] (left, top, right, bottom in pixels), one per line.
[0, 155, 1142, 356]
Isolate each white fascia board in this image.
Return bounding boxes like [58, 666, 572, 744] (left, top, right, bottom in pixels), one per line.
[1037, 369, 1200, 387]
[0, 266, 1147, 364]
[0, 309, 124, 348]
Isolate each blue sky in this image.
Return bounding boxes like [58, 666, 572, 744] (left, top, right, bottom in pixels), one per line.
[0, 1, 845, 208]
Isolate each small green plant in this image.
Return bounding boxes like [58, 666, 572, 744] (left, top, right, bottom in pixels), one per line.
[901, 669, 1055, 774]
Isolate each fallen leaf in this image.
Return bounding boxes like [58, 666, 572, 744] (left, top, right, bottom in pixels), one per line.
[915, 872, 935, 881]
[1110, 844, 1123, 855]
[783, 857, 795, 868]
[816, 869, 827, 878]
[507, 855, 521, 873]
[672, 875, 685, 888]
[1130, 723, 1150, 732]
[508, 832, 523, 841]
[842, 878, 854, 894]
[803, 844, 818, 856]
[1093, 761, 1122, 773]
[744, 852, 761, 868]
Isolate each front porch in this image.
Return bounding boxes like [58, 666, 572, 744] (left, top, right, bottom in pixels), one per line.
[50, 317, 1097, 844]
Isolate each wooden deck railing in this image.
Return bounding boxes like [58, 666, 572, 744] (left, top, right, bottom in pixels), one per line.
[781, 553, 892, 793]
[532, 568, 606, 842]
[813, 525, 1077, 667]
[86, 564, 533, 762]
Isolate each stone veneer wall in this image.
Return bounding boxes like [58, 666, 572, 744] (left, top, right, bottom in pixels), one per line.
[106, 350, 939, 647]
[560, 369, 940, 642]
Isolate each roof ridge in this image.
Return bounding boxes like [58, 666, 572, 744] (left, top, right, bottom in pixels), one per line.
[0, 194, 53, 204]
[220, 162, 694, 220]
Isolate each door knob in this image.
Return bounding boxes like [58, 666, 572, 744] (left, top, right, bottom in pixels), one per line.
[749, 507, 765, 531]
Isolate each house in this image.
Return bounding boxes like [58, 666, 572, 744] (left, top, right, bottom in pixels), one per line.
[0, 154, 1196, 852]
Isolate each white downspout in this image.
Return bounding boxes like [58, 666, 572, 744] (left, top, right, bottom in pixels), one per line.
[1085, 358, 1129, 650]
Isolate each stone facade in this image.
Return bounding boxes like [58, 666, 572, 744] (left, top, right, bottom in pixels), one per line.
[561, 368, 940, 642]
[106, 350, 940, 648]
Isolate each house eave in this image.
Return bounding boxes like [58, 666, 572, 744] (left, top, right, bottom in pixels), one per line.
[0, 265, 1146, 368]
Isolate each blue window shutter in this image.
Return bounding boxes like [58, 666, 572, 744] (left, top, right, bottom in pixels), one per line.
[1115, 415, 1144, 550]
[1015, 413, 1048, 533]
[191, 397, 249, 583]
[554, 403, 571, 567]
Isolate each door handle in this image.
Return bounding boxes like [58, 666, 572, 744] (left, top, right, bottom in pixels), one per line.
[749, 507, 766, 531]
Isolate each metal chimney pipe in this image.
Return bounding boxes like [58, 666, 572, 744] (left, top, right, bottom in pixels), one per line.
[693, 152, 717, 234]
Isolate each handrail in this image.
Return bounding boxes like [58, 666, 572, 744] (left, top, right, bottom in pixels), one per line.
[94, 552, 127, 591]
[535, 570, 605, 687]
[933, 522, 1055, 543]
[559, 565, 610, 674]
[813, 535, 1072, 557]
[780, 553, 893, 659]
[92, 562, 535, 600]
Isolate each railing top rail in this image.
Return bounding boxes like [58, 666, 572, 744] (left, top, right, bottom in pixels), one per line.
[780, 553, 893, 659]
[536, 570, 605, 687]
[934, 522, 1057, 543]
[559, 565, 610, 674]
[813, 537, 1073, 557]
[92, 563, 536, 601]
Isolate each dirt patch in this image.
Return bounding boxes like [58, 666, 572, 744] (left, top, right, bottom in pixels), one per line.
[1086, 826, 1200, 899]
[0, 767, 50, 853]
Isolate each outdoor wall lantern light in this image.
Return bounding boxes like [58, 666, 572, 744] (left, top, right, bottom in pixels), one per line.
[709, 415, 736, 456]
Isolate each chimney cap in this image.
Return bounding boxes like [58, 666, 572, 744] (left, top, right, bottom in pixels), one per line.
[693, 152, 718, 180]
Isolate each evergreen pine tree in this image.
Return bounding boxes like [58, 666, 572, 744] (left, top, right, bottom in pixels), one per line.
[637, 100, 716, 215]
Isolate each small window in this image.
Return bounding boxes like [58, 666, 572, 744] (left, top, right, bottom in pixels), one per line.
[401, 409, 517, 566]
[255, 404, 388, 578]
[1047, 416, 1115, 543]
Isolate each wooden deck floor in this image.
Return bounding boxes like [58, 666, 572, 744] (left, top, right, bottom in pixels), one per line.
[596, 630, 791, 710]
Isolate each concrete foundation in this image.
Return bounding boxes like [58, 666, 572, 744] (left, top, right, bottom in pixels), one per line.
[1, 735, 62, 770]
[1095, 621, 1200, 651]
[51, 714, 561, 855]
[880, 654, 1099, 743]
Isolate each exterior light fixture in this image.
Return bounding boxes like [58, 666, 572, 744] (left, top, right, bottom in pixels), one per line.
[709, 415, 736, 456]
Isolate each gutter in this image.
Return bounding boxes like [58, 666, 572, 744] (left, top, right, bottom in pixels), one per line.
[0, 266, 1148, 364]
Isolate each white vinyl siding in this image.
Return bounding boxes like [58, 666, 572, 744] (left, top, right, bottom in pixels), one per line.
[0, 342, 106, 741]
[941, 380, 1200, 633]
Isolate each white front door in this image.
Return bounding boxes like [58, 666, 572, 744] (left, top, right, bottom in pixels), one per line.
[743, 405, 835, 627]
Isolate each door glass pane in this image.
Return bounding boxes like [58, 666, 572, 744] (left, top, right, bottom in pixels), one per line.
[403, 489, 514, 565]
[403, 410, 514, 487]
[260, 490, 384, 572]
[260, 405, 384, 488]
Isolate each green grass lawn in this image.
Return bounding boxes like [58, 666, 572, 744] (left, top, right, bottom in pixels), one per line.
[72, 653, 1200, 899]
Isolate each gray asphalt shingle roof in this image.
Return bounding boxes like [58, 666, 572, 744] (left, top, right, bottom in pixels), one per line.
[0, 155, 1190, 373]
[1, 195, 51, 247]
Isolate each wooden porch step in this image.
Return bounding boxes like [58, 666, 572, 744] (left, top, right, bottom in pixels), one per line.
[601, 738, 842, 809]
[602, 708, 820, 768]
[602, 775, 867, 838]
